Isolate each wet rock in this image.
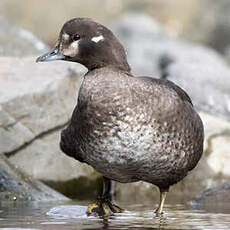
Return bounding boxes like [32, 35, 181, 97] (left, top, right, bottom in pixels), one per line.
[0, 155, 68, 201]
[0, 16, 48, 56]
[113, 13, 230, 122]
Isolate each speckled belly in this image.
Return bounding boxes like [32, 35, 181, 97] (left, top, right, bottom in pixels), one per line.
[81, 115, 200, 185]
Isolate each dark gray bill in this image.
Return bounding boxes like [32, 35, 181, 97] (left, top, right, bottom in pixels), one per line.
[36, 46, 66, 62]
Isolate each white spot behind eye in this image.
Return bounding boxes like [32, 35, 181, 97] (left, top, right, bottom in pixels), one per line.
[91, 35, 104, 43]
[62, 33, 70, 41]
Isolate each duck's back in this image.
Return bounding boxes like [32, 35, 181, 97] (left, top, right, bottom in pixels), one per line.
[61, 67, 204, 188]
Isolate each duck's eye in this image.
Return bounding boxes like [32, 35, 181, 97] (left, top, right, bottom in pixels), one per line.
[72, 34, 80, 41]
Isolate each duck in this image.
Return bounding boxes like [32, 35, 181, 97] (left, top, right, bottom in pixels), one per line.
[36, 17, 204, 217]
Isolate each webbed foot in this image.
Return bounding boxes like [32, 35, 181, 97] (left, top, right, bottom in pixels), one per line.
[155, 207, 164, 217]
[87, 196, 123, 216]
[87, 176, 124, 217]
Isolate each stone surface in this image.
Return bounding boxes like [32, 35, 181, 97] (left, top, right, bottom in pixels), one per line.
[0, 57, 98, 199]
[113, 13, 230, 122]
[0, 154, 68, 201]
[0, 57, 86, 155]
[202, 114, 230, 177]
[187, 0, 230, 55]
[194, 181, 230, 204]
[112, 13, 166, 78]
[9, 132, 95, 182]
[0, 56, 89, 201]
[192, 181, 230, 214]
[0, 16, 48, 57]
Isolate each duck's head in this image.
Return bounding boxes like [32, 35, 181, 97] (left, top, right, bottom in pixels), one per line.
[36, 17, 130, 72]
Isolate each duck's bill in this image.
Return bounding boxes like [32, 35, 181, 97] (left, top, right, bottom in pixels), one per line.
[36, 46, 66, 62]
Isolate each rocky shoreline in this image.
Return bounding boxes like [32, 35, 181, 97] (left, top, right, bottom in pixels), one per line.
[1, 14, 230, 203]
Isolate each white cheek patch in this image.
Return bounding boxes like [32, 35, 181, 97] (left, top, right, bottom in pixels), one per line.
[71, 40, 79, 49]
[91, 35, 104, 43]
[61, 40, 79, 57]
[62, 33, 70, 41]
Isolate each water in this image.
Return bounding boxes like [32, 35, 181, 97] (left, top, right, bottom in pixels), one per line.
[0, 200, 230, 230]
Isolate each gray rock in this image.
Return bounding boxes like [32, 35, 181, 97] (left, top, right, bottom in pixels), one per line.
[0, 57, 96, 198]
[0, 154, 68, 201]
[113, 13, 230, 121]
[194, 181, 230, 204]
[112, 13, 166, 78]
[188, 0, 230, 55]
[0, 16, 49, 57]
[9, 132, 96, 182]
[192, 181, 230, 214]
[0, 57, 85, 155]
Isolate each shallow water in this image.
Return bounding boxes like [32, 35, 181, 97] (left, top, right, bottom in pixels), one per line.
[0, 200, 230, 230]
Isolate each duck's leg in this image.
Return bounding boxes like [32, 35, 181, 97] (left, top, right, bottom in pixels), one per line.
[87, 177, 123, 216]
[155, 187, 169, 217]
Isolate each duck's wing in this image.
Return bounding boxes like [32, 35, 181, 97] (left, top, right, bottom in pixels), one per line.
[138, 76, 193, 106]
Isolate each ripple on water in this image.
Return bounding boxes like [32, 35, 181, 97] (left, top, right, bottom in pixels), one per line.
[46, 205, 88, 219]
[1, 202, 230, 229]
[45, 204, 230, 229]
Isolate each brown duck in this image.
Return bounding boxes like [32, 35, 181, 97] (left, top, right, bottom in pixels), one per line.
[37, 17, 204, 217]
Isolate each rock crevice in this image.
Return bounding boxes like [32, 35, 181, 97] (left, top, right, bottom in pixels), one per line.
[4, 121, 68, 158]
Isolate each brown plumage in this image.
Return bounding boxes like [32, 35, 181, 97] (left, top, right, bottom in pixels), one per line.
[37, 17, 204, 216]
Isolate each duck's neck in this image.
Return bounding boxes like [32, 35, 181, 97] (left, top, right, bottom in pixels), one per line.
[85, 66, 133, 81]
[82, 51, 131, 73]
